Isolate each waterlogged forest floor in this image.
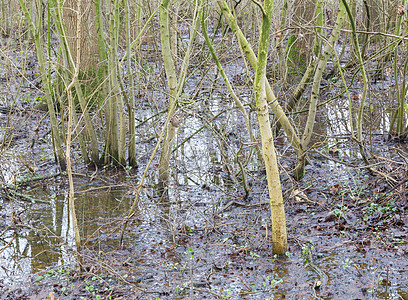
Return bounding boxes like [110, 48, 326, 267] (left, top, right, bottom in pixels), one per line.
[1, 38, 408, 299]
[1, 102, 408, 299]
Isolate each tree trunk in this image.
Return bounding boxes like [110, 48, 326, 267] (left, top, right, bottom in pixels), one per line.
[253, 0, 288, 255]
[19, 0, 67, 171]
[59, 0, 100, 164]
[294, 1, 346, 179]
[291, 0, 316, 68]
[218, 1, 302, 157]
[63, 0, 98, 72]
[158, 0, 179, 186]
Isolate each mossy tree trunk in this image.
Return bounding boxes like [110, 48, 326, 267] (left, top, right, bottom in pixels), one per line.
[253, 0, 288, 255]
[293, 1, 346, 179]
[158, 0, 179, 186]
[63, 0, 100, 164]
[18, 0, 67, 171]
[218, 0, 302, 156]
[290, 0, 316, 69]
[158, 0, 199, 188]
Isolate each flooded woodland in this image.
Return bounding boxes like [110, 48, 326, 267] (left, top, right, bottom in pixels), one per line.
[0, 0, 408, 299]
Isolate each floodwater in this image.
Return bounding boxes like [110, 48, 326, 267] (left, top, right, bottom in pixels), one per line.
[0, 33, 407, 299]
[1, 89, 407, 299]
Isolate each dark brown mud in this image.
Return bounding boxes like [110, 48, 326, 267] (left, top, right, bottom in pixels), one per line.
[1, 133, 407, 299]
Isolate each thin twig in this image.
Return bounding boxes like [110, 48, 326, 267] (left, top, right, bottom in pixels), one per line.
[0, 234, 16, 256]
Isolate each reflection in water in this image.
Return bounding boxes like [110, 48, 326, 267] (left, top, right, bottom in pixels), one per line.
[0, 186, 132, 285]
[59, 193, 77, 268]
[0, 193, 79, 288]
[0, 154, 23, 185]
[0, 232, 32, 287]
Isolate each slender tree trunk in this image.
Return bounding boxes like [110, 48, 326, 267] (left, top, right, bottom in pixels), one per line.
[218, 0, 302, 156]
[110, 0, 126, 166]
[158, 0, 179, 185]
[158, 0, 199, 187]
[19, 0, 67, 170]
[65, 0, 82, 250]
[392, 0, 407, 138]
[294, 1, 346, 179]
[292, 0, 316, 67]
[125, 0, 137, 168]
[60, 0, 100, 164]
[253, 0, 288, 255]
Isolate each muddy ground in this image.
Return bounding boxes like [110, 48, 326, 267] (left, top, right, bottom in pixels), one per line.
[1, 104, 407, 299]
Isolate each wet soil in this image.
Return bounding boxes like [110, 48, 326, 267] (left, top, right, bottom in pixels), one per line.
[1, 110, 407, 299]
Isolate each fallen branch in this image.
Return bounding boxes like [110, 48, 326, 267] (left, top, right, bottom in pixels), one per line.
[13, 172, 61, 186]
[7, 189, 49, 204]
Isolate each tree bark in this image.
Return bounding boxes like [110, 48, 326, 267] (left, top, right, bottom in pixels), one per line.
[63, 0, 98, 72]
[253, 0, 288, 255]
[292, 0, 316, 66]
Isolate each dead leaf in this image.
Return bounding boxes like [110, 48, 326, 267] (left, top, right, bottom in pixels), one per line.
[324, 211, 336, 222]
[291, 189, 308, 202]
[329, 184, 341, 194]
[398, 4, 405, 16]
